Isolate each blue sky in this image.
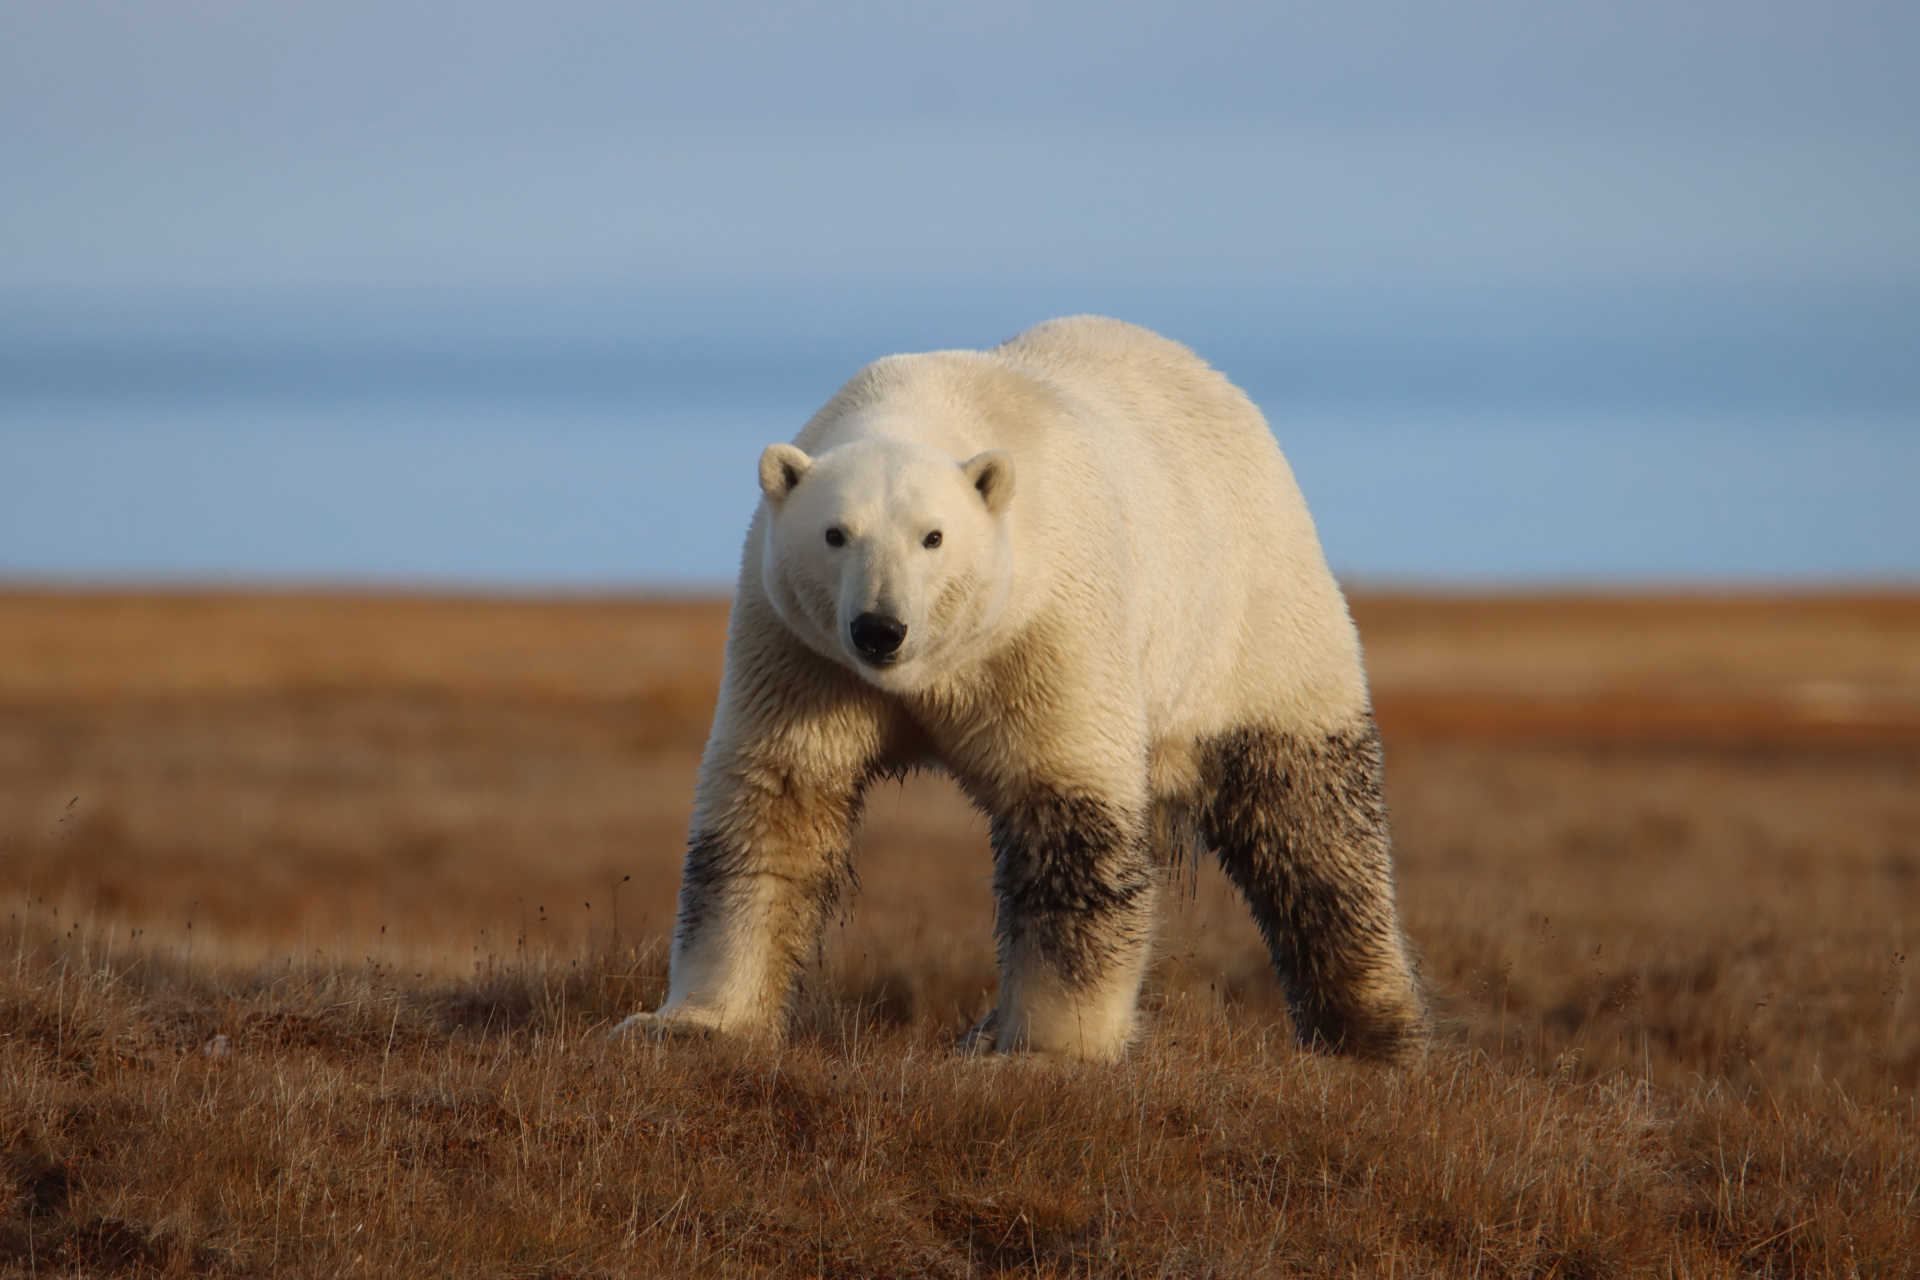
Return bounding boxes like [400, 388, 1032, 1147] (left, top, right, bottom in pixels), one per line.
[1, 3, 1915, 587]
[3, 1, 1915, 292]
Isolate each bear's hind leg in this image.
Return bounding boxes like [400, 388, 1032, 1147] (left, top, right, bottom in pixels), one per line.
[1200, 721, 1427, 1062]
[988, 789, 1158, 1059]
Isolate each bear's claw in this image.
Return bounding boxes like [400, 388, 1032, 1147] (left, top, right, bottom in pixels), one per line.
[956, 1008, 1001, 1056]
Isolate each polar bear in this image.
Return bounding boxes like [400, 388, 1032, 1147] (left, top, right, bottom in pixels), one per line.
[619, 316, 1426, 1061]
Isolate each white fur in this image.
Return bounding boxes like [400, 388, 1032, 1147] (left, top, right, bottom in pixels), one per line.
[636, 317, 1374, 1059]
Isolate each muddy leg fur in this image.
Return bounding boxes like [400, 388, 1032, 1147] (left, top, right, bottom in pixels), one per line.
[1201, 721, 1428, 1062]
[986, 787, 1158, 1059]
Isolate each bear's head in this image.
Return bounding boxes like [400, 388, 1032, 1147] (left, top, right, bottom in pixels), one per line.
[756, 437, 1015, 691]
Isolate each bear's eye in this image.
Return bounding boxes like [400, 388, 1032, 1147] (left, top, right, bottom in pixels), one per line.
[922, 530, 943, 549]
[824, 527, 846, 548]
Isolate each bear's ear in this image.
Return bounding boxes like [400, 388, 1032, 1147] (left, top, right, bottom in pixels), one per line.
[963, 450, 1015, 516]
[758, 443, 814, 502]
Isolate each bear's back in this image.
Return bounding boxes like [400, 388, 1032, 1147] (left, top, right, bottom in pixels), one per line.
[993, 317, 1364, 735]
[993, 315, 1308, 566]
[996, 317, 1262, 447]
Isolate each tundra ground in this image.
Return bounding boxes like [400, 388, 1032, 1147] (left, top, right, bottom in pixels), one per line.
[3, 590, 1917, 1277]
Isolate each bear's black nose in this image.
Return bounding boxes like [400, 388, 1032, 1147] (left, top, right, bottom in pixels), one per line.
[850, 612, 907, 662]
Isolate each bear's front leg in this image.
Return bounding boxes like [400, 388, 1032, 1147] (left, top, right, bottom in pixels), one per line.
[623, 625, 885, 1041]
[634, 760, 869, 1039]
[987, 787, 1158, 1059]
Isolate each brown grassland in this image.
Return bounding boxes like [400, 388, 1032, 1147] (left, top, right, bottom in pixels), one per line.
[3, 589, 1918, 1277]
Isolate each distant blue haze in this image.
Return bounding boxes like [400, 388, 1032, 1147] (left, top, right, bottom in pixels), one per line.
[2, 283, 1914, 588]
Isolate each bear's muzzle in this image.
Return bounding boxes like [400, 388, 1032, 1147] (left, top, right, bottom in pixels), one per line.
[850, 611, 908, 664]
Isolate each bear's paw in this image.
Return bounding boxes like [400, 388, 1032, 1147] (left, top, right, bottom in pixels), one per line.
[605, 1004, 730, 1043]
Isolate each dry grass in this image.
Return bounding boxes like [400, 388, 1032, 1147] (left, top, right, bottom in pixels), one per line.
[3, 589, 1918, 1277]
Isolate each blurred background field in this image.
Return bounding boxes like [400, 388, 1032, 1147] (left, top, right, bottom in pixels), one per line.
[6, 587, 1916, 1098]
